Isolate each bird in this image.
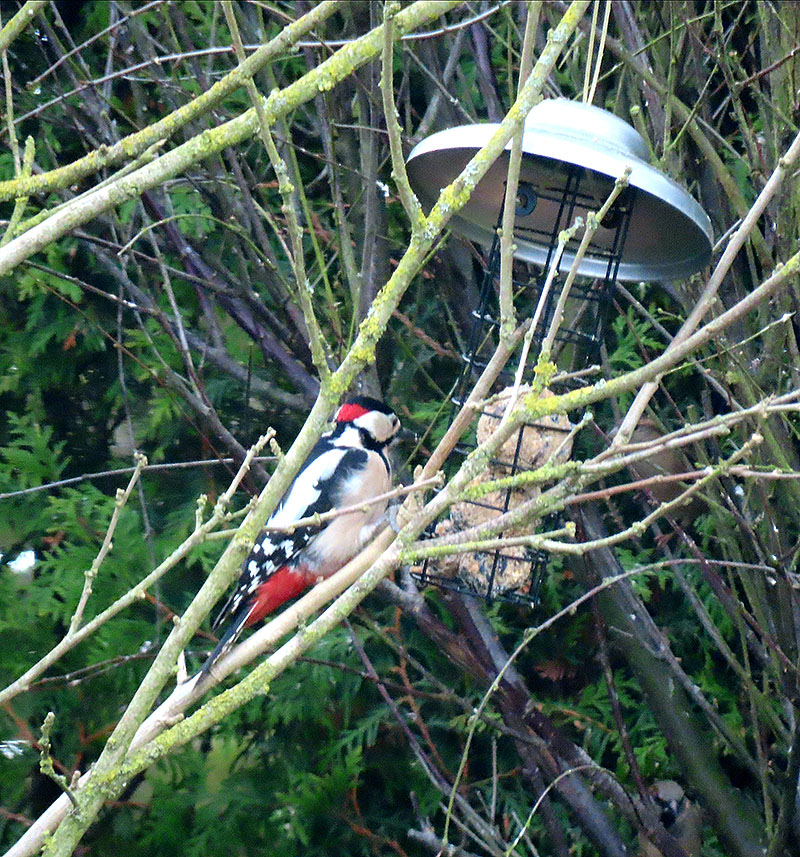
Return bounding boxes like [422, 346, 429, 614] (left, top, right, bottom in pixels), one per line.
[638, 780, 702, 857]
[200, 396, 403, 676]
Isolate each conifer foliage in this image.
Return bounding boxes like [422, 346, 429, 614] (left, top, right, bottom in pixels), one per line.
[1, 3, 799, 856]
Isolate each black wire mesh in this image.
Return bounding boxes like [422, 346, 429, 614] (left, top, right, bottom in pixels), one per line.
[413, 168, 635, 605]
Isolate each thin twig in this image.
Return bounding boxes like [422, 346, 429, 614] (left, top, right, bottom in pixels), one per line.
[37, 714, 78, 809]
[0, 433, 273, 707]
[68, 454, 147, 634]
[585, 0, 611, 105]
[0, 456, 275, 501]
[498, 4, 540, 339]
[381, 1, 424, 226]
[1, 23, 20, 174]
[260, 475, 443, 535]
[539, 167, 631, 359]
[222, 1, 330, 378]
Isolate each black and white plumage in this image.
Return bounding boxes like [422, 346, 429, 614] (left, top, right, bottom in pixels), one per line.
[200, 396, 402, 676]
[638, 781, 703, 857]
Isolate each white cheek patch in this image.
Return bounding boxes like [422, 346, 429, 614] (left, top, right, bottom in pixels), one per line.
[352, 410, 398, 445]
[355, 412, 381, 440]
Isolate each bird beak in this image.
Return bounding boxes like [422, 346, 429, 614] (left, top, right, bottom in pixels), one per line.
[397, 427, 417, 443]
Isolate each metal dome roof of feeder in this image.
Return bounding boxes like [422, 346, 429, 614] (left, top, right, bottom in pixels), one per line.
[406, 99, 713, 281]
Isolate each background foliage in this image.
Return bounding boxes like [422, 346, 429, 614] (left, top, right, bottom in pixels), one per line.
[1, 2, 799, 856]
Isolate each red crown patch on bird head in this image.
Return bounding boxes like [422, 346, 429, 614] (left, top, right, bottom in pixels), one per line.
[335, 396, 393, 424]
[335, 402, 371, 423]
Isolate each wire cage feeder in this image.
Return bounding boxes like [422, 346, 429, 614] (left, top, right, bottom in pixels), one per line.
[404, 99, 713, 606]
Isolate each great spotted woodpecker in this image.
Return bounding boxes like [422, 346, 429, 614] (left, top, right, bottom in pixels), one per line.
[200, 396, 403, 675]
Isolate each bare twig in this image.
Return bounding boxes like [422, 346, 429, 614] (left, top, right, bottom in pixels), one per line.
[497, 1, 539, 341]
[381, 1, 424, 226]
[0, 456, 275, 501]
[0, 433, 273, 707]
[69, 454, 147, 634]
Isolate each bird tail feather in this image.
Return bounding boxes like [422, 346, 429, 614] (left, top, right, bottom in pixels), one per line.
[198, 605, 252, 680]
[198, 566, 311, 680]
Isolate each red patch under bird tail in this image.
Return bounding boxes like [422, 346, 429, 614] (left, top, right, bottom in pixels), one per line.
[199, 566, 312, 678]
[244, 566, 312, 627]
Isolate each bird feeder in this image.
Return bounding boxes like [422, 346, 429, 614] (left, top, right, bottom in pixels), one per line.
[405, 98, 713, 605]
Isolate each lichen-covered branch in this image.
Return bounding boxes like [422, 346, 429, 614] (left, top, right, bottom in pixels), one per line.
[0, 435, 271, 710]
[0, 0, 46, 55]
[0, 1, 463, 278]
[0, 1, 341, 203]
[14, 7, 592, 855]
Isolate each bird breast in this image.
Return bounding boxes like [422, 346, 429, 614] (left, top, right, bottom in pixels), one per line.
[304, 450, 391, 577]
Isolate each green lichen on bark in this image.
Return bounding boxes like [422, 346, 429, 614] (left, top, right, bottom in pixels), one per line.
[28, 6, 597, 856]
[0, 2, 341, 203]
[0, 4, 463, 278]
[0, 0, 46, 54]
